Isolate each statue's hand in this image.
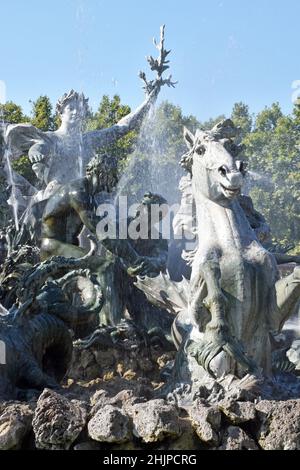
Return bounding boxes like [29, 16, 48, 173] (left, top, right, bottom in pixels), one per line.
[29, 152, 45, 164]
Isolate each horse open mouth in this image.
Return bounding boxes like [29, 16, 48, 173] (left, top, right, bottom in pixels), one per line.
[220, 184, 241, 198]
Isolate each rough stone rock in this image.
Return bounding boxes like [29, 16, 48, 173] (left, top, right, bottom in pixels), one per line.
[0, 402, 33, 450]
[94, 350, 116, 368]
[73, 441, 102, 450]
[219, 426, 258, 450]
[169, 418, 201, 450]
[90, 389, 145, 419]
[137, 356, 154, 372]
[90, 389, 110, 408]
[79, 349, 95, 369]
[255, 400, 300, 450]
[212, 374, 262, 403]
[84, 364, 101, 381]
[157, 353, 176, 370]
[32, 389, 87, 450]
[218, 399, 256, 424]
[123, 369, 137, 380]
[131, 399, 182, 443]
[88, 405, 131, 443]
[188, 400, 221, 447]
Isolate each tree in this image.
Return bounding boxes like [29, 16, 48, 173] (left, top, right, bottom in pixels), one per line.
[231, 102, 252, 140]
[255, 102, 283, 132]
[0, 101, 28, 123]
[241, 103, 300, 251]
[87, 94, 137, 164]
[200, 115, 226, 131]
[0, 94, 299, 253]
[30, 95, 55, 131]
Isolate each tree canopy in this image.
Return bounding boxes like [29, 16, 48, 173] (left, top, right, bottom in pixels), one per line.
[0, 94, 299, 252]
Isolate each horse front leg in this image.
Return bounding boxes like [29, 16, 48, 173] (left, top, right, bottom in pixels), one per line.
[188, 253, 258, 377]
[189, 254, 228, 337]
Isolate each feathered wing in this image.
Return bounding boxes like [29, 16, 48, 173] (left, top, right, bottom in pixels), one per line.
[4, 123, 49, 159]
[3, 124, 48, 215]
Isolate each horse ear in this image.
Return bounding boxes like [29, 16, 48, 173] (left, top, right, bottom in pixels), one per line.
[183, 127, 195, 149]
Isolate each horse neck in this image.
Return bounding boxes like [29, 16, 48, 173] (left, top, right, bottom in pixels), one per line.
[194, 192, 255, 251]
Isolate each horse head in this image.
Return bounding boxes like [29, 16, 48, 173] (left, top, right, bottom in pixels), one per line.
[181, 119, 246, 203]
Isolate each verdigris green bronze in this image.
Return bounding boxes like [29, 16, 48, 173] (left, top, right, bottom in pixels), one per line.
[137, 119, 300, 385]
[0, 241, 103, 399]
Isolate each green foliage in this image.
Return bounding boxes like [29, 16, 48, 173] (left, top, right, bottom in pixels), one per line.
[11, 155, 36, 185]
[0, 101, 29, 123]
[255, 102, 283, 132]
[30, 95, 55, 131]
[238, 102, 300, 250]
[201, 114, 227, 132]
[231, 102, 252, 140]
[87, 94, 137, 163]
[0, 94, 299, 252]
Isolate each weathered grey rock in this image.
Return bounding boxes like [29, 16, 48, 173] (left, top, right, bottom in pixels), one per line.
[255, 400, 300, 450]
[131, 399, 182, 443]
[168, 418, 200, 450]
[0, 402, 33, 450]
[90, 389, 110, 408]
[88, 405, 131, 443]
[80, 350, 95, 369]
[32, 389, 87, 450]
[94, 349, 116, 368]
[84, 364, 101, 381]
[90, 389, 143, 420]
[219, 426, 258, 450]
[189, 399, 221, 447]
[218, 399, 256, 424]
[73, 441, 102, 450]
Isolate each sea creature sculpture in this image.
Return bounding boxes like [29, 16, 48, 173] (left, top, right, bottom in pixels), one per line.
[137, 119, 300, 385]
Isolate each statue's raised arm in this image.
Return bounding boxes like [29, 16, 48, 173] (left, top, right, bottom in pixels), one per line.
[84, 25, 176, 151]
[2, 25, 175, 209]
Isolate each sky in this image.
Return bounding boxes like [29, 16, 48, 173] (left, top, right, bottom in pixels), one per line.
[0, 0, 300, 121]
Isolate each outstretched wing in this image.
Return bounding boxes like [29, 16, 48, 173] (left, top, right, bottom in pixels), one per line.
[5, 123, 48, 159]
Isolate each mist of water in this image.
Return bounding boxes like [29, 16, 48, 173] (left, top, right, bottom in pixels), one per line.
[3, 149, 19, 231]
[283, 311, 300, 338]
[114, 104, 183, 208]
[0, 106, 20, 231]
[0, 303, 9, 316]
[114, 104, 156, 203]
[243, 170, 273, 195]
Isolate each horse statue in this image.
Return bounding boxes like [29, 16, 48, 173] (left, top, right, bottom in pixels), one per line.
[137, 119, 300, 385]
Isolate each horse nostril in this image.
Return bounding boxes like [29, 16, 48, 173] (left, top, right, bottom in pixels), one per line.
[218, 165, 227, 177]
[230, 172, 243, 187]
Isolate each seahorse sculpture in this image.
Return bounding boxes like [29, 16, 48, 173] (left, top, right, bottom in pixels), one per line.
[136, 119, 300, 384]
